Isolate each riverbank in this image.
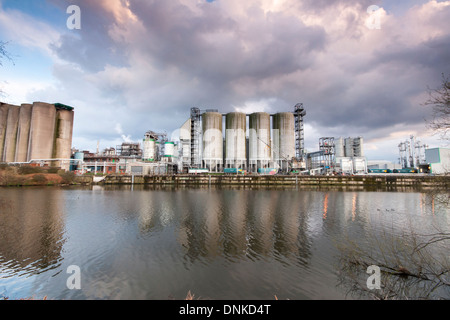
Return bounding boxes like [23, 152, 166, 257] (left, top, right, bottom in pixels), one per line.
[86, 174, 449, 190]
[1, 166, 449, 190]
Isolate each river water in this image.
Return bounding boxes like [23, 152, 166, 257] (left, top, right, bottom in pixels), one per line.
[0, 185, 448, 300]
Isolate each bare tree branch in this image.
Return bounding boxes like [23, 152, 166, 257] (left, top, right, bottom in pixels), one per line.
[424, 73, 450, 141]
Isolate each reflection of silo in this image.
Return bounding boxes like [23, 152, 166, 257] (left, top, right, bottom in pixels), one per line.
[249, 112, 271, 172]
[143, 138, 156, 161]
[0, 103, 9, 161]
[202, 112, 223, 172]
[225, 112, 246, 169]
[335, 137, 345, 158]
[15, 104, 33, 163]
[272, 112, 295, 171]
[28, 102, 57, 160]
[53, 108, 74, 170]
[3, 104, 20, 162]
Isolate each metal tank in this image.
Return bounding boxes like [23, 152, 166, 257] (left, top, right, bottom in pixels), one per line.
[353, 137, 364, 157]
[164, 142, 175, 158]
[74, 151, 84, 171]
[52, 107, 75, 170]
[143, 138, 156, 161]
[225, 112, 246, 169]
[3, 104, 20, 163]
[344, 137, 354, 158]
[202, 112, 223, 172]
[15, 104, 33, 163]
[249, 112, 271, 172]
[335, 137, 345, 159]
[272, 112, 295, 172]
[28, 102, 57, 161]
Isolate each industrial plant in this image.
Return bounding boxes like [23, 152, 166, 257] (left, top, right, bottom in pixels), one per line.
[1, 100, 448, 176]
[0, 102, 74, 171]
[74, 103, 371, 176]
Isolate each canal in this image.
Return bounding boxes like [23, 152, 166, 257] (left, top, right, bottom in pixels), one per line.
[0, 186, 448, 300]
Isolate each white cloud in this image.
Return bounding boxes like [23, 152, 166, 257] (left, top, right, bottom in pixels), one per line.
[1, 0, 449, 159]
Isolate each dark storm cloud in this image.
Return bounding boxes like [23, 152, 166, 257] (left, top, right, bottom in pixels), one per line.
[48, 0, 129, 72]
[37, 0, 450, 155]
[128, 0, 326, 83]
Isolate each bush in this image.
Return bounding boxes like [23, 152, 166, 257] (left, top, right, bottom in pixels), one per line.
[59, 171, 76, 184]
[18, 166, 44, 175]
[31, 174, 47, 183]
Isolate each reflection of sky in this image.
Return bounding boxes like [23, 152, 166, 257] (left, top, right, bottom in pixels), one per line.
[1, 187, 448, 299]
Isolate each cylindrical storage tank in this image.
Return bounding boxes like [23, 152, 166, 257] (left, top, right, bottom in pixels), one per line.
[353, 137, 364, 157]
[0, 103, 10, 162]
[249, 112, 271, 172]
[164, 142, 175, 158]
[202, 112, 223, 172]
[143, 139, 156, 161]
[3, 104, 20, 163]
[272, 112, 295, 168]
[225, 112, 246, 169]
[344, 137, 354, 158]
[53, 108, 75, 170]
[335, 137, 345, 158]
[28, 102, 57, 161]
[74, 151, 84, 170]
[15, 104, 33, 163]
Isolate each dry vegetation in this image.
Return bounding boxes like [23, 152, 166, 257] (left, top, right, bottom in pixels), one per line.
[0, 164, 76, 186]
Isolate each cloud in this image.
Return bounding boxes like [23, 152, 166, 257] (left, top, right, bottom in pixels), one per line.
[2, 0, 450, 160]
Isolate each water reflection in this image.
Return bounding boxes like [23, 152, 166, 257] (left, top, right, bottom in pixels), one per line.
[0, 185, 448, 300]
[0, 188, 65, 276]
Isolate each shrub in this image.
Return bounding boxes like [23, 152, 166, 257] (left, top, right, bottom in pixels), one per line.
[31, 174, 47, 184]
[18, 166, 44, 175]
[59, 171, 76, 184]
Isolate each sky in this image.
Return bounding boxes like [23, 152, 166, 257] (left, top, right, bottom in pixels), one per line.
[0, 0, 449, 162]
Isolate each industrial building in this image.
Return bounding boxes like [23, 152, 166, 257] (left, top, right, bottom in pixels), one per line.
[0, 102, 74, 170]
[306, 136, 367, 175]
[425, 148, 450, 175]
[176, 104, 306, 174]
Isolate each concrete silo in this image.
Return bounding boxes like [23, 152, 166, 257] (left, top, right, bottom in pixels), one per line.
[344, 137, 354, 158]
[0, 103, 9, 161]
[249, 112, 271, 172]
[15, 104, 33, 163]
[202, 111, 223, 172]
[353, 137, 364, 157]
[335, 137, 345, 158]
[272, 112, 295, 172]
[3, 104, 20, 163]
[225, 112, 246, 169]
[28, 102, 57, 161]
[52, 106, 75, 170]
